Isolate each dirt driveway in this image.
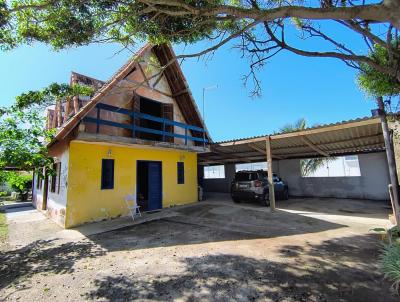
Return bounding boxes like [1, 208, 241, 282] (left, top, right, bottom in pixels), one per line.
[0, 195, 397, 301]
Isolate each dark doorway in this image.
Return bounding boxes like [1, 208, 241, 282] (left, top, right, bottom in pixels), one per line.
[137, 161, 162, 211]
[139, 98, 162, 141]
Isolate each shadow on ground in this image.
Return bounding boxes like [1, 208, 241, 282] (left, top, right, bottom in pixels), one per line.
[277, 197, 392, 219]
[85, 234, 398, 302]
[0, 239, 105, 291]
[91, 204, 346, 252]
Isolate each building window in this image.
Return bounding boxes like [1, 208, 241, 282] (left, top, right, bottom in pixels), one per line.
[300, 155, 361, 177]
[204, 165, 225, 179]
[235, 162, 267, 172]
[101, 159, 114, 189]
[50, 162, 61, 193]
[177, 162, 185, 184]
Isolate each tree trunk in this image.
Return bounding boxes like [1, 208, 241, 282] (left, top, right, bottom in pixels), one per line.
[377, 96, 400, 224]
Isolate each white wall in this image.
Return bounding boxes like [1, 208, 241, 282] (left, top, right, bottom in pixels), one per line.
[32, 143, 69, 227]
[276, 152, 390, 200]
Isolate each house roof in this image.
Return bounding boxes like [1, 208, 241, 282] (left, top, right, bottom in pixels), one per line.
[198, 116, 385, 164]
[49, 43, 210, 147]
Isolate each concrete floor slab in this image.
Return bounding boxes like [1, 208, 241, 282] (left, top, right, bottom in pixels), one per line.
[0, 195, 397, 301]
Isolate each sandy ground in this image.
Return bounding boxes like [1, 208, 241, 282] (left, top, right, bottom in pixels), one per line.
[0, 195, 398, 302]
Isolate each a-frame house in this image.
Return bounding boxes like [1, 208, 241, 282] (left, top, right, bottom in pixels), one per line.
[32, 43, 210, 228]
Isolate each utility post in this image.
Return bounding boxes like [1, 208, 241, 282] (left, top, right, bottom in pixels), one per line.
[376, 96, 400, 224]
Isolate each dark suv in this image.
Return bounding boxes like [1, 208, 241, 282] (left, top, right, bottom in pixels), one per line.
[230, 170, 289, 206]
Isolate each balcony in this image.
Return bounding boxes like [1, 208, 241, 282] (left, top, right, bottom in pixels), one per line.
[81, 103, 208, 150]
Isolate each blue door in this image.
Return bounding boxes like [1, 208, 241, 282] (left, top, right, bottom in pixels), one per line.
[147, 162, 162, 211]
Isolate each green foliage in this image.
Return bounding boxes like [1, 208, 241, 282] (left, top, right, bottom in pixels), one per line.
[15, 82, 94, 110]
[0, 0, 226, 50]
[279, 118, 307, 133]
[0, 107, 54, 171]
[0, 81, 93, 175]
[0, 170, 7, 185]
[279, 118, 336, 176]
[0, 191, 7, 197]
[5, 172, 32, 194]
[300, 158, 333, 177]
[380, 242, 400, 291]
[357, 41, 400, 97]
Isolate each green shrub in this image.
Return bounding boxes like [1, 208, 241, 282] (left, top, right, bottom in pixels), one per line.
[0, 191, 7, 197]
[380, 242, 400, 292]
[6, 172, 32, 194]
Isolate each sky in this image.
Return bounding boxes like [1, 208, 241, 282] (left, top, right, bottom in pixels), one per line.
[0, 27, 377, 142]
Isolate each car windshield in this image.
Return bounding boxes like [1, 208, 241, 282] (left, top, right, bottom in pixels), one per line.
[235, 172, 258, 181]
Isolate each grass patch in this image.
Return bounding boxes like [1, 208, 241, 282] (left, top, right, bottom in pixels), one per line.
[0, 211, 8, 245]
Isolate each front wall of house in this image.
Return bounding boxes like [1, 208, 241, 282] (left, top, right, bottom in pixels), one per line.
[32, 140, 69, 227]
[65, 140, 198, 228]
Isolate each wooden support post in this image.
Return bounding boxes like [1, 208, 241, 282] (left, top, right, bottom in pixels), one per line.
[377, 96, 400, 224]
[51, 109, 56, 129]
[73, 96, 79, 114]
[265, 136, 276, 211]
[56, 100, 62, 127]
[64, 97, 70, 123]
[46, 110, 51, 130]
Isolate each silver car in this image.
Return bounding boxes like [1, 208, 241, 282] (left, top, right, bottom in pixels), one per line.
[230, 170, 289, 206]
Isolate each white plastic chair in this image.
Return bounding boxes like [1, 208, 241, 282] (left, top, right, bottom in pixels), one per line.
[124, 193, 141, 221]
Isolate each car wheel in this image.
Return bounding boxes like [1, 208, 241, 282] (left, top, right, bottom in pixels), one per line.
[261, 194, 269, 206]
[283, 189, 289, 200]
[232, 197, 241, 203]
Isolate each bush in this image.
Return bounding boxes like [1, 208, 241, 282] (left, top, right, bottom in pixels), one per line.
[6, 172, 32, 195]
[380, 233, 400, 292]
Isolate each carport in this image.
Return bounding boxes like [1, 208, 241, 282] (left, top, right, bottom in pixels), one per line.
[199, 116, 396, 217]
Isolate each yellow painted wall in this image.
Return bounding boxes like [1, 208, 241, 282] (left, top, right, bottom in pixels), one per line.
[66, 141, 198, 228]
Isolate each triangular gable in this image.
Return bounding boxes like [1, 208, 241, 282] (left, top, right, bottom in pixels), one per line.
[49, 43, 211, 147]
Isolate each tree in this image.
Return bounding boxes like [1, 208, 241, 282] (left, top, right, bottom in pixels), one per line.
[0, 107, 54, 172]
[358, 39, 400, 100]
[14, 82, 94, 111]
[0, 82, 94, 173]
[279, 118, 336, 176]
[0, 0, 399, 95]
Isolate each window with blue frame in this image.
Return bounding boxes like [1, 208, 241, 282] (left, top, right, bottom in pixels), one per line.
[177, 162, 184, 184]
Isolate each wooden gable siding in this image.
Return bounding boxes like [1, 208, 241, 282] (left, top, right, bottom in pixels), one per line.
[81, 48, 194, 146]
[152, 45, 206, 144]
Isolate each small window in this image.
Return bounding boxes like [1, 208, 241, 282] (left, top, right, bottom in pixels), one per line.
[50, 162, 61, 193]
[101, 159, 114, 189]
[177, 162, 184, 184]
[204, 165, 225, 179]
[235, 162, 267, 172]
[300, 155, 361, 177]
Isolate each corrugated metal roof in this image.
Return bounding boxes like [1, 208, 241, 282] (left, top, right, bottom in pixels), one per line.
[199, 116, 385, 164]
[214, 116, 377, 144]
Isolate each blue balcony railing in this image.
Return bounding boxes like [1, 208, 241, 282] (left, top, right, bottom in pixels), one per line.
[82, 103, 208, 146]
